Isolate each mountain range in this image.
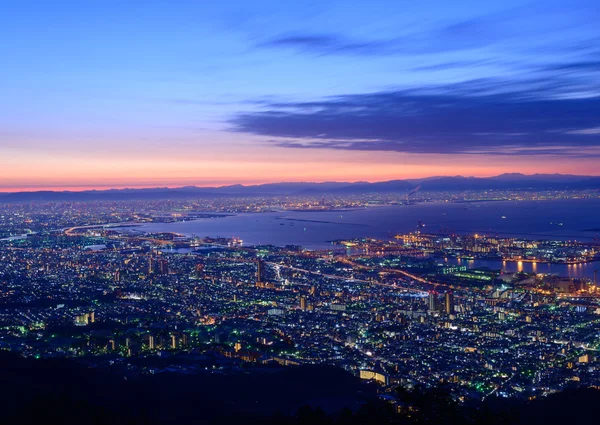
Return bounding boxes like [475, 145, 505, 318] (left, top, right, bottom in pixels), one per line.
[2, 173, 600, 202]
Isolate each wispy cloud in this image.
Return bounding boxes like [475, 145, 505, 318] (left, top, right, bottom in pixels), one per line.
[253, 11, 508, 57]
[565, 127, 600, 135]
[256, 33, 401, 56]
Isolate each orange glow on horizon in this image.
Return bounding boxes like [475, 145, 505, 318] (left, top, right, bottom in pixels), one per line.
[2, 144, 600, 192]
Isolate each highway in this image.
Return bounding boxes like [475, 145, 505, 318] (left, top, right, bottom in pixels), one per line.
[265, 261, 428, 294]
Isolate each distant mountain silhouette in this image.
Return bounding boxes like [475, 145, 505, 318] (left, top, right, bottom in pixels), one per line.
[2, 174, 600, 202]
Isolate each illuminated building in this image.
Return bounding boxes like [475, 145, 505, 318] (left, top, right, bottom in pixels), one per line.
[445, 292, 454, 314]
[359, 370, 389, 385]
[256, 259, 264, 287]
[75, 313, 89, 326]
[157, 259, 168, 275]
[300, 296, 307, 311]
[428, 291, 438, 312]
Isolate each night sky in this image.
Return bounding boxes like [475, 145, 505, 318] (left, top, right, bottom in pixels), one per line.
[2, 0, 599, 190]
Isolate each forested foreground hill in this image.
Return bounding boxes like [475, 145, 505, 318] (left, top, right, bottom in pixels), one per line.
[0, 352, 598, 425]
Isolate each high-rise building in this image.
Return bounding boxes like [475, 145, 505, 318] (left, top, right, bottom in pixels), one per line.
[300, 296, 307, 311]
[445, 292, 454, 314]
[75, 313, 89, 326]
[428, 291, 438, 312]
[158, 259, 168, 275]
[256, 259, 263, 287]
[149, 335, 155, 350]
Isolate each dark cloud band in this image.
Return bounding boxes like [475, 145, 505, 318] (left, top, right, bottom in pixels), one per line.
[230, 76, 600, 156]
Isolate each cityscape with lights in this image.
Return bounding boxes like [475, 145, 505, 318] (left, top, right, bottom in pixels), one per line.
[1, 190, 600, 422]
[3, 0, 600, 422]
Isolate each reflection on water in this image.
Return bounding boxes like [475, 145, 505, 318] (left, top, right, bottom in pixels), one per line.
[131, 199, 600, 280]
[443, 258, 599, 280]
[134, 199, 600, 250]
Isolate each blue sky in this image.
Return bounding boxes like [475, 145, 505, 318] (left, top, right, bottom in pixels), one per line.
[1, 0, 599, 189]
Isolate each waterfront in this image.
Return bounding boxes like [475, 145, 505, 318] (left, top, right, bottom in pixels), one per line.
[133, 199, 600, 248]
[2, 195, 600, 404]
[159, 248, 600, 280]
[125, 198, 600, 279]
[442, 257, 600, 280]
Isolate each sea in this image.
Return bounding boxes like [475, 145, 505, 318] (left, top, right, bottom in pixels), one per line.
[126, 198, 600, 279]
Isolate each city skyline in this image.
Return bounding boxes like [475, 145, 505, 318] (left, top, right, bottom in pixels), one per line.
[2, 0, 599, 190]
[3, 2, 600, 421]
[1, 193, 600, 412]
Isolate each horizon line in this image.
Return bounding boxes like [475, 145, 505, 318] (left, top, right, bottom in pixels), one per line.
[2, 172, 599, 194]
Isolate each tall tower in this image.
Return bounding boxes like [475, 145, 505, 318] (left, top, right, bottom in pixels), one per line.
[158, 259, 168, 275]
[256, 259, 263, 287]
[300, 296, 307, 311]
[445, 292, 454, 314]
[428, 291, 437, 312]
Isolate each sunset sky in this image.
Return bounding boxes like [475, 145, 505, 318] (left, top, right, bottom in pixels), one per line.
[1, 0, 600, 191]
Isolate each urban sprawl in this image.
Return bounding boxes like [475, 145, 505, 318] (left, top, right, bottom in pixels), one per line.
[1, 194, 599, 406]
